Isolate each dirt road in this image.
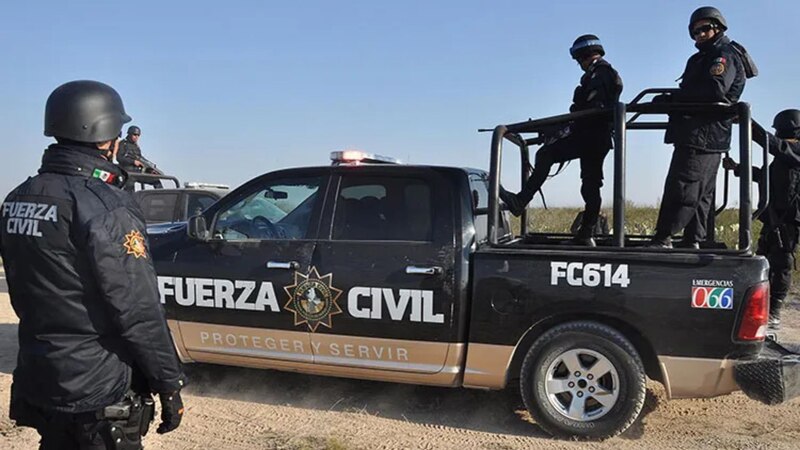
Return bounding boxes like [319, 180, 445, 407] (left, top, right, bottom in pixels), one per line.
[1, 269, 799, 449]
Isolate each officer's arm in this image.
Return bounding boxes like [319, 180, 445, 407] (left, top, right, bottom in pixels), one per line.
[85, 209, 184, 394]
[729, 162, 762, 183]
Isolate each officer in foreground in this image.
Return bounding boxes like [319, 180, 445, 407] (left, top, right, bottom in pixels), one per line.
[500, 34, 623, 246]
[0, 80, 185, 449]
[649, 6, 755, 248]
[723, 109, 800, 329]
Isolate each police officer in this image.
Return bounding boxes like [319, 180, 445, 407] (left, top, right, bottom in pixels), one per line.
[117, 126, 145, 173]
[723, 109, 800, 329]
[500, 34, 623, 246]
[649, 7, 752, 248]
[117, 126, 163, 190]
[0, 80, 185, 449]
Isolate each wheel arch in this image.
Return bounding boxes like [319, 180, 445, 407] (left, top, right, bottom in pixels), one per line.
[506, 313, 663, 387]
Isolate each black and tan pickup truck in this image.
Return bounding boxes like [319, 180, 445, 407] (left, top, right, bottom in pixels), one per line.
[149, 94, 800, 440]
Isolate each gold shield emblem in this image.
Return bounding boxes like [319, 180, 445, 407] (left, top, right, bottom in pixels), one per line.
[123, 230, 147, 259]
[283, 267, 342, 332]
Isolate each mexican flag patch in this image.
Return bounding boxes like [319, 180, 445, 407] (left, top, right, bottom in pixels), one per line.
[92, 168, 117, 184]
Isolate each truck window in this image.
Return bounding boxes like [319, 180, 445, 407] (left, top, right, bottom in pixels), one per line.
[138, 193, 178, 223]
[214, 177, 321, 240]
[469, 172, 510, 243]
[186, 193, 218, 218]
[470, 173, 489, 210]
[333, 176, 432, 241]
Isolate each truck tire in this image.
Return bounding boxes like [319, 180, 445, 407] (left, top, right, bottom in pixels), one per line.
[520, 321, 646, 440]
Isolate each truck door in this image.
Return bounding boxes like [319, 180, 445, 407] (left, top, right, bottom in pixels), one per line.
[161, 170, 328, 367]
[311, 168, 459, 375]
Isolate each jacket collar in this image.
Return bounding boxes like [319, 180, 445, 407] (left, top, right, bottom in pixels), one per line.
[696, 33, 729, 52]
[39, 143, 126, 187]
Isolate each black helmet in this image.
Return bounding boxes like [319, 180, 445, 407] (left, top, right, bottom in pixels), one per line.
[127, 125, 141, 136]
[569, 34, 604, 60]
[689, 6, 728, 37]
[44, 80, 131, 143]
[772, 109, 800, 139]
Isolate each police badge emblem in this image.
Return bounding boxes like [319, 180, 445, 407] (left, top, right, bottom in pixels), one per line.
[123, 230, 147, 259]
[709, 58, 726, 76]
[283, 267, 342, 332]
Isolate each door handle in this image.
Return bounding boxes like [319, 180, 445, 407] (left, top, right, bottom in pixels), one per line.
[266, 261, 300, 270]
[405, 265, 442, 276]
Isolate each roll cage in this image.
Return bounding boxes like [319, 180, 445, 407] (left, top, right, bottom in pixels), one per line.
[486, 88, 771, 253]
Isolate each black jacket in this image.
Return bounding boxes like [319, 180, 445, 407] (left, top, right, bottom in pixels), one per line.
[569, 58, 623, 147]
[741, 132, 800, 226]
[665, 34, 747, 152]
[117, 138, 143, 173]
[0, 144, 183, 414]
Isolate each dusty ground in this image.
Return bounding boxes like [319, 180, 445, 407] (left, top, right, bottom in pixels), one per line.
[1, 268, 799, 450]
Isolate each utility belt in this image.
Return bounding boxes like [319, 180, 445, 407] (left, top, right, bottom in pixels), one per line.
[96, 391, 156, 450]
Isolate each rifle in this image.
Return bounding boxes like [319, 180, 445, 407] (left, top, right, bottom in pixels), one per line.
[137, 155, 164, 175]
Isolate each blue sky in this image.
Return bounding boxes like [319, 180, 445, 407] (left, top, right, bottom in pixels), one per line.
[0, 1, 796, 206]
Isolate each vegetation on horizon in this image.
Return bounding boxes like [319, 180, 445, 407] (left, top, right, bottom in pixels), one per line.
[509, 203, 757, 250]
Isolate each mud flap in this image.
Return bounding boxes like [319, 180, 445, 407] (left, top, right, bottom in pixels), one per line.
[734, 338, 800, 405]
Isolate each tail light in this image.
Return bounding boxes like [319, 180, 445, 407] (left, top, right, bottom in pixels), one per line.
[736, 281, 770, 341]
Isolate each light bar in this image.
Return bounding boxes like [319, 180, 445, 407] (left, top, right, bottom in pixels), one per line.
[330, 150, 402, 165]
[185, 182, 230, 189]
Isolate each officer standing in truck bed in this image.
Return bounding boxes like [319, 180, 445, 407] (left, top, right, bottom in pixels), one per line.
[649, 6, 756, 248]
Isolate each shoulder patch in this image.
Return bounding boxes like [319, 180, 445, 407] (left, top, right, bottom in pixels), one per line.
[710, 62, 726, 76]
[123, 230, 147, 259]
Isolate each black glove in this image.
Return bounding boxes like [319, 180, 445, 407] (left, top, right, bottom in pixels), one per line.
[157, 391, 184, 434]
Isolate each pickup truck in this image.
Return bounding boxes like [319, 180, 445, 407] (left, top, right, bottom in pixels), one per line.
[150, 98, 799, 440]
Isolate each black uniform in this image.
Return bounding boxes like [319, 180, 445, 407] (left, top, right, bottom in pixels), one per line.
[738, 132, 800, 321]
[654, 34, 746, 244]
[0, 144, 184, 448]
[117, 138, 143, 174]
[513, 58, 623, 235]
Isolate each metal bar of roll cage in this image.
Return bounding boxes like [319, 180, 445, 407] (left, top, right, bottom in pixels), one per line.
[752, 121, 770, 222]
[487, 87, 760, 253]
[738, 102, 753, 251]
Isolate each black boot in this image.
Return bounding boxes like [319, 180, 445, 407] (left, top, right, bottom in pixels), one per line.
[499, 187, 526, 217]
[563, 225, 596, 247]
[769, 298, 784, 331]
[645, 235, 673, 248]
[674, 239, 700, 250]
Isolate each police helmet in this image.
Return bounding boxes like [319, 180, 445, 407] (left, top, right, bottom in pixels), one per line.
[569, 34, 604, 60]
[772, 109, 800, 139]
[44, 80, 131, 143]
[128, 125, 141, 136]
[689, 6, 728, 37]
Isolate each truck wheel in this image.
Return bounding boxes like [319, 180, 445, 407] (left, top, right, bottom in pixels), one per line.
[520, 321, 646, 440]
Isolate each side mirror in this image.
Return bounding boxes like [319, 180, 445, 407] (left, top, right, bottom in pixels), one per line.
[187, 214, 210, 241]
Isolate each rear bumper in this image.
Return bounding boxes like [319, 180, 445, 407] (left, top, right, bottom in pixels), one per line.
[734, 339, 800, 405]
